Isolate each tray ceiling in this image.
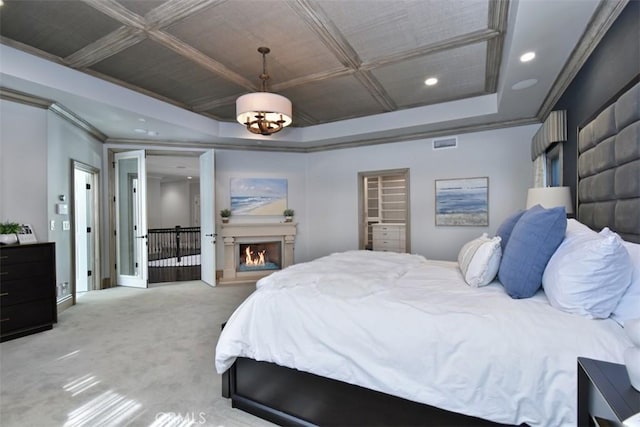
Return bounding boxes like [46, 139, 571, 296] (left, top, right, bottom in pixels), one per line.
[0, 0, 505, 127]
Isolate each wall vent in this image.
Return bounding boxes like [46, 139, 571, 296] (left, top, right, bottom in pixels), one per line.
[433, 137, 457, 150]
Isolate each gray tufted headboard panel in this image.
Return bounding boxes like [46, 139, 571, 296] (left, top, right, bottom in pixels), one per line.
[577, 81, 640, 243]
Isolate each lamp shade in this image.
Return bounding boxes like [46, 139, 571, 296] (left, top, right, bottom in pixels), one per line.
[236, 92, 293, 127]
[526, 186, 574, 214]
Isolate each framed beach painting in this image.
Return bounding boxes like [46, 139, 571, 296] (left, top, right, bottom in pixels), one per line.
[230, 178, 288, 215]
[435, 177, 489, 226]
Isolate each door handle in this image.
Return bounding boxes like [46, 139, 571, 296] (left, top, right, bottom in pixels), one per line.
[136, 235, 147, 239]
[205, 233, 217, 237]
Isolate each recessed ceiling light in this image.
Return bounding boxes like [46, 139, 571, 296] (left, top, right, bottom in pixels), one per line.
[520, 52, 536, 63]
[187, 176, 193, 180]
[425, 77, 438, 86]
[138, 118, 146, 123]
[511, 79, 538, 90]
[147, 130, 159, 136]
[133, 128, 147, 133]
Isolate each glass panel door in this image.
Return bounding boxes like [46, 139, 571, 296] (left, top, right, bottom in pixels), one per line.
[115, 150, 148, 288]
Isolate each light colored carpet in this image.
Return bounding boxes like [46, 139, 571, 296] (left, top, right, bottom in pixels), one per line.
[0, 281, 275, 427]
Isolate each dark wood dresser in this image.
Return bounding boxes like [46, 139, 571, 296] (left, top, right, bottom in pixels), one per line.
[1, 242, 57, 342]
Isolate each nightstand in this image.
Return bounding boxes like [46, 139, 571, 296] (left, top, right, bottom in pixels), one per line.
[577, 357, 640, 426]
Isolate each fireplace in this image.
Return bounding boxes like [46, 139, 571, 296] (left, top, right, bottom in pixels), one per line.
[220, 222, 297, 284]
[238, 241, 281, 272]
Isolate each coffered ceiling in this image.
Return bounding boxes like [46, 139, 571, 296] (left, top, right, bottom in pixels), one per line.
[0, 0, 624, 151]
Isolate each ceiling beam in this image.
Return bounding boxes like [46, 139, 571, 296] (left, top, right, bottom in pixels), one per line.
[81, 0, 147, 29]
[362, 28, 499, 71]
[484, 0, 510, 93]
[144, 0, 227, 29]
[64, 27, 146, 69]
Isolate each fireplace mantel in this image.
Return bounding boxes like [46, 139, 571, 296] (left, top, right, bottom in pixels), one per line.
[220, 222, 297, 285]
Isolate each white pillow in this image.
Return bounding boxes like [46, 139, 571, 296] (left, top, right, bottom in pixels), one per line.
[458, 233, 502, 287]
[542, 226, 633, 318]
[603, 230, 640, 326]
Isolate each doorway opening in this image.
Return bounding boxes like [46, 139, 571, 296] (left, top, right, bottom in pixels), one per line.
[358, 168, 410, 253]
[72, 161, 101, 303]
[108, 148, 216, 289]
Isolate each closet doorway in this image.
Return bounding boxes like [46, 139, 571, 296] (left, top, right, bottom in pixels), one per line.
[358, 169, 410, 253]
[72, 161, 101, 302]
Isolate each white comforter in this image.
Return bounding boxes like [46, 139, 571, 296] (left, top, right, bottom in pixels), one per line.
[215, 250, 631, 426]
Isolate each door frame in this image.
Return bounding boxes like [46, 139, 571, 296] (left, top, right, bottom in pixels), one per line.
[357, 168, 411, 252]
[71, 160, 101, 304]
[106, 146, 216, 288]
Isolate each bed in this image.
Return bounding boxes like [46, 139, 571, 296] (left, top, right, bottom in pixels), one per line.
[215, 81, 640, 426]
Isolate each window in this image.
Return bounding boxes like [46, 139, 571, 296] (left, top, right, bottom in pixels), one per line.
[358, 169, 410, 251]
[546, 143, 563, 187]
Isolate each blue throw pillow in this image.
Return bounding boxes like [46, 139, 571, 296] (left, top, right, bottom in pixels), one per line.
[498, 205, 567, 299]
[495, 209, 526, 253]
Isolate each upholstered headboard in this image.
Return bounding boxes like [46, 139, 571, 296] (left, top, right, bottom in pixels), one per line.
[577, 81, 640, 243]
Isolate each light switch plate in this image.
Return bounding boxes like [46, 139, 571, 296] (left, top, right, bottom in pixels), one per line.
[50, 220, 55, 231]
[62, 220, 70, 231]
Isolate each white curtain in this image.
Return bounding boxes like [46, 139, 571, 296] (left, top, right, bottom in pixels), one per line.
[533, 154, 546, 187]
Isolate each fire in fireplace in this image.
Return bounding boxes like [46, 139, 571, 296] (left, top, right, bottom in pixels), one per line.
[238, 242, 281, 272]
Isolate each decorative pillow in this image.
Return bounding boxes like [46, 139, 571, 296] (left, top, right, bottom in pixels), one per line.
[495, 210, 525, 253]
[457, 233, 502, 287]
[566, 218, 596, 236]
[498, 205, 567, 299]
[604, 231, 640, 326]
[542, 227, 633, 318]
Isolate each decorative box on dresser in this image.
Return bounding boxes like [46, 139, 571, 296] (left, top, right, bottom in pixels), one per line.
[0, 242, 57, 342]
[372, 223, 406, 253]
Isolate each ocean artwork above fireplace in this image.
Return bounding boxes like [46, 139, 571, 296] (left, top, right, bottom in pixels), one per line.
[230, 178, 288, 216]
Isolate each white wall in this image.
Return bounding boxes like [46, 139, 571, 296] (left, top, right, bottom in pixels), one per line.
[306, 125, 538, 261]
[214, 149, 308, 264]
[160, 180, 193, 227]
[0, 100, 48, 236]
[147, 177, 162, 229]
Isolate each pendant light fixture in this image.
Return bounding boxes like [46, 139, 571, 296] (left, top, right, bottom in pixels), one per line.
[236, 47, 292, 136]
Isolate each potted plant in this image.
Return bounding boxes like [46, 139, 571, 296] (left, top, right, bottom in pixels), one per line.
[0, 221, 21, 245]
[220, 209, 231, 223]
[283, 209, 294, 222]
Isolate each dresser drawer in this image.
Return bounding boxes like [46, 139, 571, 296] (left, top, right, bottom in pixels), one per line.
[1, 260, 53, 281]
[0, 244, 53, 266]
[1, 276, 54, 306]
[0, 298, 55, 336]
[373, 240, 405, 252]
[372, 229, 403, 240]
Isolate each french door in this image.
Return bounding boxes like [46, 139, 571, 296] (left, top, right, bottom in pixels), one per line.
[115, 150, 148, 288]
[199, 150, 216, 286]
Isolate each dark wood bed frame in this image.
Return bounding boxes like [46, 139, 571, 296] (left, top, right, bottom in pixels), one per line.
[221, 356, 517, 426]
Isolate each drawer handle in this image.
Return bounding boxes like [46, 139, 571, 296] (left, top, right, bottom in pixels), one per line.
[0, 272, 7, 276]
[0, 318, 9, 322]
[0, 256, 7, 260]
[0, 292, 7, 297]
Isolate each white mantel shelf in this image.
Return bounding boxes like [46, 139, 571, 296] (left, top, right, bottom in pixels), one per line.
[219, 222, 297, 285]
[220, 222, 297, 238]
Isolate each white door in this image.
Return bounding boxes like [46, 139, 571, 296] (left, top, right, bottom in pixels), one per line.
[74, 169, 90, 293]
[115, 150, 148, 288]
[200, 150, 216, 286]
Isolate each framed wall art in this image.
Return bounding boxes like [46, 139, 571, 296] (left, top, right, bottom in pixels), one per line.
[435, 177, 489, 226]
[230, 178, 288, 215]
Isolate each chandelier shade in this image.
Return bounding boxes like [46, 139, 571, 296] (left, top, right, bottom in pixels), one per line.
[236, 92, 292, 135]
[236, 46, 292, 136]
